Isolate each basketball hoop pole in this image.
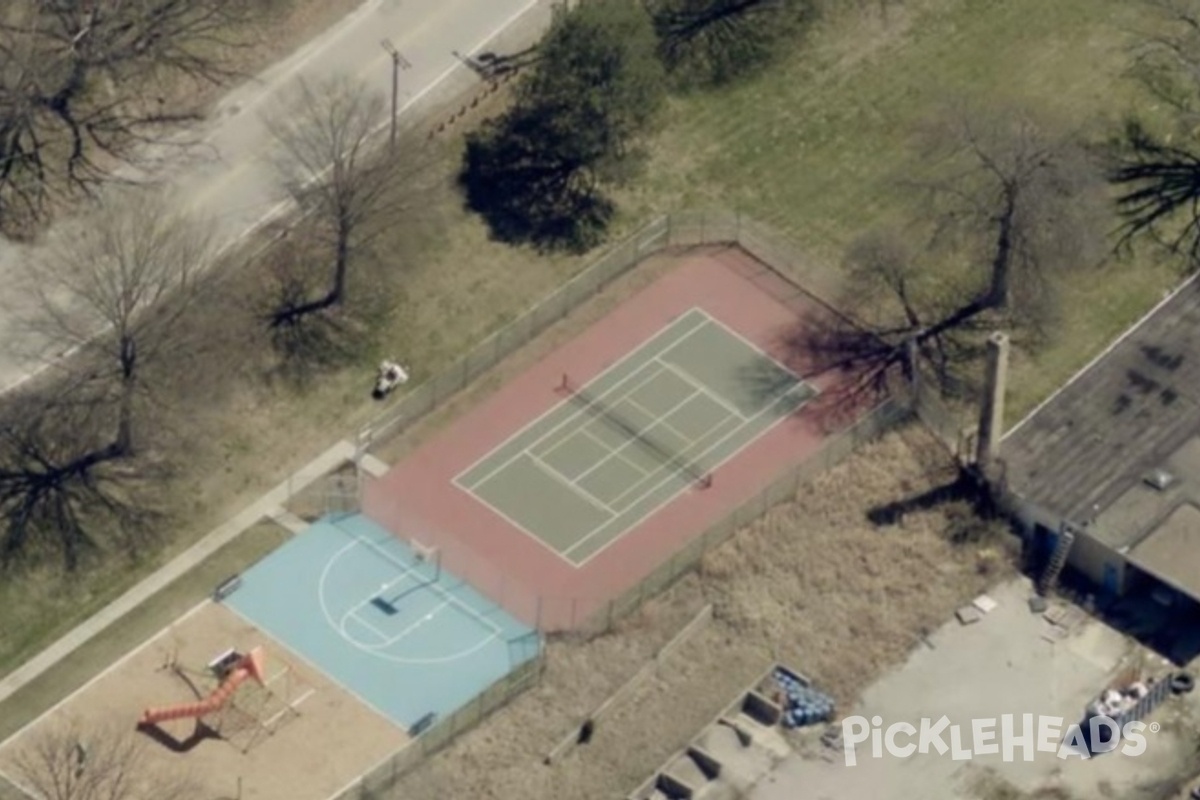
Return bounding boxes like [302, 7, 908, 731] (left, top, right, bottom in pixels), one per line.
[557, 373, 570, 394]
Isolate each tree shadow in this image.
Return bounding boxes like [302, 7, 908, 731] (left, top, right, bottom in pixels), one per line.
[459, 105, 614, 254]
[461, 46, 541, 79]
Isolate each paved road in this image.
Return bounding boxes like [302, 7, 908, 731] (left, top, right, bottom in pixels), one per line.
[0, 0, 542, 393]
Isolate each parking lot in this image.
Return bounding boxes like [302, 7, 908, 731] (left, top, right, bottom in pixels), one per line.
[752, 577, 1200, 800]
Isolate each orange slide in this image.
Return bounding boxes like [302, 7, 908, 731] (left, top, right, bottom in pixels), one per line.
[138, 647, 266, 726]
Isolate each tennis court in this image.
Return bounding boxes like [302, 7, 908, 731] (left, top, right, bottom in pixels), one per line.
[453, 307, 817, 566]
[224, 514, 539, 733]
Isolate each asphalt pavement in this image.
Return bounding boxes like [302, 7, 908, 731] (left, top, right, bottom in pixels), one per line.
[0, 0, 543, 393]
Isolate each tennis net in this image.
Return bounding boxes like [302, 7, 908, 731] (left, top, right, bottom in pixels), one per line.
[566, 382, 711, 488]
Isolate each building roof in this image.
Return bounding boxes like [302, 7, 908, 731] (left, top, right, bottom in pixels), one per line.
[1128, 502, 1200, 600]
[1001, 275, 1200, 542]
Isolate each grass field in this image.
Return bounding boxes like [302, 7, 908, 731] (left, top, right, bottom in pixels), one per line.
[626, 0, 1185, 420]
[0, 0, 1190, 776]
[0, 521, 290, 744]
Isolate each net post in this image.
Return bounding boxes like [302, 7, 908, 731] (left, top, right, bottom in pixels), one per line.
[556, 372, 571, 394]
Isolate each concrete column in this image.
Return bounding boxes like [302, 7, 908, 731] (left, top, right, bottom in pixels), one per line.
[975, 331, 1010, 470]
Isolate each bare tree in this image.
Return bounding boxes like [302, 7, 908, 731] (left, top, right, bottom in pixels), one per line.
[262, 75, 416, 327]
[645, 0, 814, 87]
[0, 0, 262, 236]
[9, 187, 217, 458]
[1109, 1, 1200, 262]
[1126, 0, 1200, 124]
[0, 382, 163, 568]
[10, 717, 196, 800]
[0, 188, 213, 567]
[796, 106, 1105, 399]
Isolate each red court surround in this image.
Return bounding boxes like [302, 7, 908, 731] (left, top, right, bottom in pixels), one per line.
[362, 247, 870, 631]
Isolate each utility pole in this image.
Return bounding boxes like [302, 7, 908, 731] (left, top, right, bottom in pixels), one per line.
[380, 40, 410, 152]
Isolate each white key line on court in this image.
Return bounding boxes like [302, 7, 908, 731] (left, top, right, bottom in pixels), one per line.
[345, 608, 392, 645]
[352, 531, 504, 636]
[453, 308, 711, 491]
[563, 386, 811, 561]
[228, 595, 403, 738]
[390, 598, 453, 642]
[341, 564, 424, 625]
[655, 359, 748, 422]
[527, 451, 617, 516]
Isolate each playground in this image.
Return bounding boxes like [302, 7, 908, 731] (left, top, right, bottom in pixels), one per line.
[0, 514, 540, 800]
[0, 601, 410, 800]
[224, 513, 539, 732]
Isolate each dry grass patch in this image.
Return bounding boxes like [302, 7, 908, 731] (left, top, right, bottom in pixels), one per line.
[385, 424, 1015, 800]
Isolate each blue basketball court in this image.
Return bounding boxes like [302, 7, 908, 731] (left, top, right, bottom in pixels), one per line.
[223, 514, 539, 733]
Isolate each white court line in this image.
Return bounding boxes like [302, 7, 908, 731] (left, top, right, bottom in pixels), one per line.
[316, 538, 502, 666]
[452, 308, 711, 490]
[531, 364, 670, 468]
[0, 599, 212, 754]
[527, 451, 616, 516]
[263, 687, 315, 727]
[461, 348, 688, 492]
[611, 449, 651, 477]
[389, 599, 452, 642]
[624, 396, 698, 445]
[452, 484, 584, 565]
[566, 385, 703, 488]
[576, 427, 652, 477]
[564, 384, 813, 562]
[345, 565, 423, 616]
[605, 414, 741, 510]
[456, 306, 818, 567]
[351, 530, 503, 636]
[656, 359, 748, 421]
[345, 608, 392, 645]
[694, 310, 808, 383]
[223, 599, 404, 731]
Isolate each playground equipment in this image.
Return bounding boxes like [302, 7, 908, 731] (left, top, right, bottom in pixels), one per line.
[138, 647, 266, 727]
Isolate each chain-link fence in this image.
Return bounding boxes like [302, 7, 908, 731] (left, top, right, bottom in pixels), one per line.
[561, 398, 910, 637]
[352, 211, 916, 637]
[328, 642, 543, 800]
[355, 211, 847, 453]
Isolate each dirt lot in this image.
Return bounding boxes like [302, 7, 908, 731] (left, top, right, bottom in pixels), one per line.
[382, 423, 1014, 799]
[0, 603, 408, 800]
[754, 577, 1200, 800]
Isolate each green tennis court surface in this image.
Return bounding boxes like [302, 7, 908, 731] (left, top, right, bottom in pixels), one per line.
[454, 308, 817, 565]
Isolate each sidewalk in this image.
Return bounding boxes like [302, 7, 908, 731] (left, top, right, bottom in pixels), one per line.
[0, 440, 356, 707]
[0, 0, 559, 726]
[0, 0, 549, 392]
